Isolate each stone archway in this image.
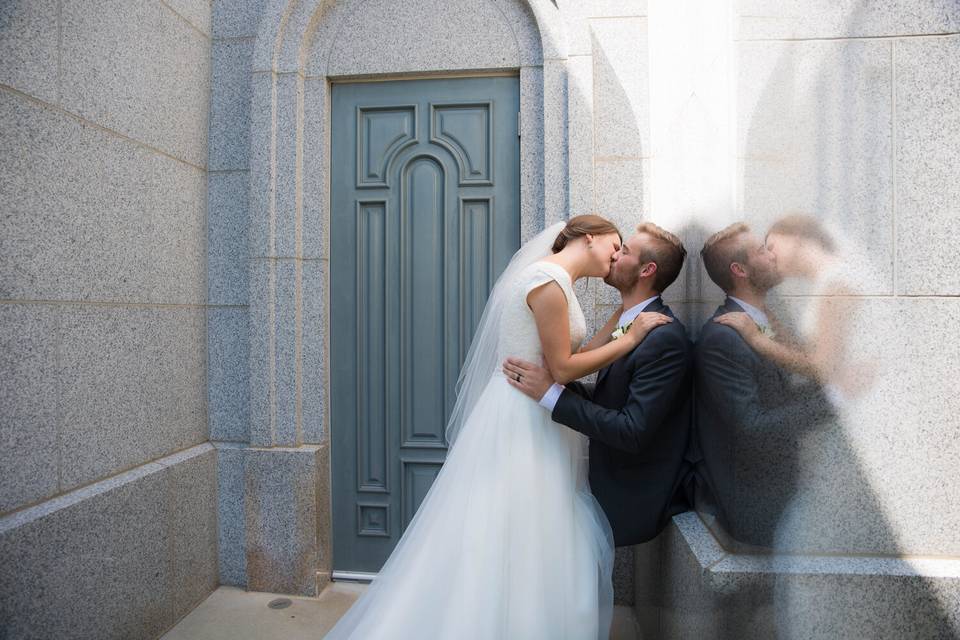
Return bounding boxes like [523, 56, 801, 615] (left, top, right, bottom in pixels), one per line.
[241, 0, 570, 594]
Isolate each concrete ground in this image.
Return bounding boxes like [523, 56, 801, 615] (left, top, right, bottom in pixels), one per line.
[162, 583, 641, 639]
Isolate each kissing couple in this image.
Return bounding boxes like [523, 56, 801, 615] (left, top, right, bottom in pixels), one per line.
[325, 214, 693, 640]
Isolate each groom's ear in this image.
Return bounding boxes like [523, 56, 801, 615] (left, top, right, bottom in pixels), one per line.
[730, 261, 748, 280]
[640, 261, 658, 279]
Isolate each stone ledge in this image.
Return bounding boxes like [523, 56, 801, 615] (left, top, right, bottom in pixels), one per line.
[0, 442, 214, 533]
[0, 443, 217, 640]
[649, 512, 960, 639]
[674, 510, 960, 580]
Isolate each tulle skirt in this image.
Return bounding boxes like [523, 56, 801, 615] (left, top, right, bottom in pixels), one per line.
[323, 373, 615, 639]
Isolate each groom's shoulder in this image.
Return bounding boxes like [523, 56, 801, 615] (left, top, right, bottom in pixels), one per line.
[639, 304, 690, 352]
[695, 314, 751, 357]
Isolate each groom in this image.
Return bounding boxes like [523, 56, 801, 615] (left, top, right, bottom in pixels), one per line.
[502, 222, 693, 546]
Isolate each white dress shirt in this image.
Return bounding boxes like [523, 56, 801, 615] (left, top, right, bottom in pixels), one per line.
[538, 295, 661, 411]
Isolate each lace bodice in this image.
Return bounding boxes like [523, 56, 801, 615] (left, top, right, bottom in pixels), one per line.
[496, 261, 586, 366]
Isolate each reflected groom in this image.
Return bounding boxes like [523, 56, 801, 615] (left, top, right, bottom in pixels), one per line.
[693, 222, 834, 546]
[502, 222, 693, 546]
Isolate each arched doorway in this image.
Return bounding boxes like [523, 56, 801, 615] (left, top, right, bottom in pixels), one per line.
[244, 0, 565, 590]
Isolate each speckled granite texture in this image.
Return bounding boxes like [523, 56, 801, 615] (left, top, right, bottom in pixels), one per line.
[641, 513, 960, 639]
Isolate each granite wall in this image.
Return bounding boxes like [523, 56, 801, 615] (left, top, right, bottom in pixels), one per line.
[637, 0, 960, 637]
[208, 0, 328, 597]
[5, 0, 949, 635]
[0, 1, 216, 638]
[215, 0, 960, 631]
[559, 0, 652, 606]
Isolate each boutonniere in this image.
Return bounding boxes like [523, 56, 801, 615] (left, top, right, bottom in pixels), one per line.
[758, 323, 776, 339]
[611, 320, 633, 341]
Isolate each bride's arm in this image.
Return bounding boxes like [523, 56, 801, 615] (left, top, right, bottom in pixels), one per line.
[748, 334, 822, 380]
[713, 311, 820, 378]
[527, 283, 670, 384]
[715, 284, 856, 384]
[808, 285, 856, 381]
[579, 305, 622, 352]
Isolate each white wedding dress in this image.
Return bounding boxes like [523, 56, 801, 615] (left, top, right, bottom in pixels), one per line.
[324, 259, 615, 640]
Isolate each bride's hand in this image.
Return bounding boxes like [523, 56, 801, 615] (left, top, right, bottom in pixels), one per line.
[713, 312, 761, 343]
[625, 312, 672, 345]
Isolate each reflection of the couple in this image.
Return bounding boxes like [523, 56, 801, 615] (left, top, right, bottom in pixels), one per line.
[692, 215, 884, 551]
[686, 215, 955, 637]
[693, 218, 839, 550]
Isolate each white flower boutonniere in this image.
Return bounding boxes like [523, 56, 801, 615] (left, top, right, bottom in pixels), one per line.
[758, 323, 776, 339]
[611, 320, 633, 341]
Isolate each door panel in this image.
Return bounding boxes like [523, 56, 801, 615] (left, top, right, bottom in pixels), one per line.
[330, 76, 520, 573]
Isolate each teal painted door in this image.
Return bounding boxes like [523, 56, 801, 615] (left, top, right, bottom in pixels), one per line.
[330, 76, 520, 573]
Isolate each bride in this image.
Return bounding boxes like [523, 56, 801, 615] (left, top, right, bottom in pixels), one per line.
[324, 214, 671, 639]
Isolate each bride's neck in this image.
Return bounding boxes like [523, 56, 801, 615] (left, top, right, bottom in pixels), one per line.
[541, 251, 586, 281]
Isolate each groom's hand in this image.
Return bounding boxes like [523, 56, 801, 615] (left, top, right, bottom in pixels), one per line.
[502, 357, 555, 401]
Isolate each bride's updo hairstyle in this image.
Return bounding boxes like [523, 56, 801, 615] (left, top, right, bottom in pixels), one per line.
[767, 213, 836, 253]
[551, 214, 621, 253]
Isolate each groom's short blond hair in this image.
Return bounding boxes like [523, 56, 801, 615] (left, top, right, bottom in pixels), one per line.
[636, 222, 686, 293]
[701, 222, 751, 292]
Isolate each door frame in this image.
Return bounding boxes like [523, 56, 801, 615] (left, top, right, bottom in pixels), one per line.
[243, 0, 569, 592]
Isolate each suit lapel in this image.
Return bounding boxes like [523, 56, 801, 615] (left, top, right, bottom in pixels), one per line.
[720, 296, 744, 316]
[596, 296, 665, 388]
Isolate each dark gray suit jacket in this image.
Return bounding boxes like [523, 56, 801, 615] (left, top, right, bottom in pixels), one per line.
[692, 297, 834, 547]
[551, 297, 693, 547]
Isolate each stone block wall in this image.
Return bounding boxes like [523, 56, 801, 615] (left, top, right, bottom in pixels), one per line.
[207, 0, 260, 592]
[563, 1, 655, 344]
[734, 0, 960, 562]
[1, 0, 941, 634]
[639, 1, 960, 637]
[209, 0, 329, 596]
[736, 0, 960, 556]
[560, 1, 653, 605]
[0, 1, 216, 637]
